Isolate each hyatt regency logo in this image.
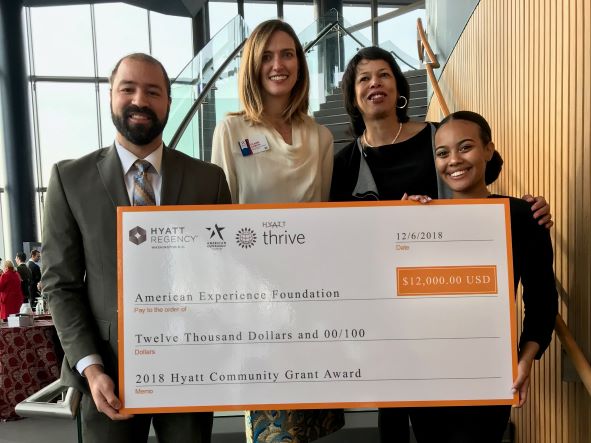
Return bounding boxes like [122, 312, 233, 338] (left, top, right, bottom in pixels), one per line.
[129, 226, 147, 245]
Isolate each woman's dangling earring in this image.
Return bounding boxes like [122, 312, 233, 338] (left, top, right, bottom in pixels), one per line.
[396, 95, 408, 109]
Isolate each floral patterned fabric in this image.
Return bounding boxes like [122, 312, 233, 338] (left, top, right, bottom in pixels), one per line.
[0, 319, 60, 420]
[246, 409, 344, 443]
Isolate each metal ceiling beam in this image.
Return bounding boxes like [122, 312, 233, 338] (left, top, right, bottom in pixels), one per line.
[22, 0, 419, 18]
[22, 0, 207, 18]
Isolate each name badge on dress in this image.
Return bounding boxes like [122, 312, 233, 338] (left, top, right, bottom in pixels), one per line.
[238, 134, 270, 156]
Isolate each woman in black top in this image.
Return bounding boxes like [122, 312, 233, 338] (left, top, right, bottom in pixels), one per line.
[330, 47, 444, 202]
[330, 47, 553, 442]
[404, 111, 558, 442]
[330, 47, 550, 218]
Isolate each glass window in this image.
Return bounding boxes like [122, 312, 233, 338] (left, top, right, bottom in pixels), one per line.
[94, 3, 150, 77]
[21, 8, 31, 77]
[0, 191, 6, 260]
[283, 3, 315, 35]
[378, 6, 397, 15]
[343, 5, 371, 27]
[98, 83, 116, 148]
[244, 2, 278, 31]
[0, 81, 6, 187]
[174, 115, 201, 159]
[0, 85, 7, 258]
[213, 56, 241, 122]
[378, 8, 425, 65]
[209, 1, 239, 38]
[30, 5, 94, 76]
[342, 5, 371, 43]
[150, 11, 193, 80]
[36, 83, 99, 187]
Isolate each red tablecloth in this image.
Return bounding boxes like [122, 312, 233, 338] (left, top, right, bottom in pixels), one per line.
[0, 319, 60, 420]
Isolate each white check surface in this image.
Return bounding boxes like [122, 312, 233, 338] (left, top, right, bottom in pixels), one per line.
[118, 201, 516, 411]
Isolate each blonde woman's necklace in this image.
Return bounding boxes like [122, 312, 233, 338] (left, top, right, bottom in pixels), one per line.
[363, 122, 403, 148]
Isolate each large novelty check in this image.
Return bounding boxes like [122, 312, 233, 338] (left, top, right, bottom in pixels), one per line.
[117, 200, 519, 414]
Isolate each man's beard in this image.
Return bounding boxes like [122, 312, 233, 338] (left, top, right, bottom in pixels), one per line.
[111, 104, 169, 146]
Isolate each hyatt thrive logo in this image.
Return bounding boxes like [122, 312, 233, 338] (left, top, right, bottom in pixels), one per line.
[129, 226, 147, 245]
[235, 228, 257, 249]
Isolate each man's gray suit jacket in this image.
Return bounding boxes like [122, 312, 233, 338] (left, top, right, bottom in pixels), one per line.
[42, 145, 231, 393]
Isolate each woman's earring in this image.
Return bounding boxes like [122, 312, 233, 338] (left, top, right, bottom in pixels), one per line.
[396, 95, 408, 109]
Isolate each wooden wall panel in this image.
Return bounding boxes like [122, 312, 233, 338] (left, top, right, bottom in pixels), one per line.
[426, 0, 591, 441]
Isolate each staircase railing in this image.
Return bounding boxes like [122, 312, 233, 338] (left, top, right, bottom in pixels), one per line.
[303, 20, 365, 54]
[417, 17, 591, 398]
[168, 41, 245, 150]
[555, 314, 591, 394]
[416, 17, 450, 116]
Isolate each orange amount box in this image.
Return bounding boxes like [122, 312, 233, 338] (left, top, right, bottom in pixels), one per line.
[396, 266, 498, 296]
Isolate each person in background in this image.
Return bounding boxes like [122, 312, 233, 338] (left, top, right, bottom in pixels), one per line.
[15, 251, 32, 303]
[211, 19, 341, 443]
[0, 260, 23, 321]
[330, 46, 553, 442]
[27, 249, 41, 307]
[404, 110, 557, 442]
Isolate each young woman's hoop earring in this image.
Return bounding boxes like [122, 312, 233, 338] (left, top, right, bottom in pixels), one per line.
[396, 95, 408, 109]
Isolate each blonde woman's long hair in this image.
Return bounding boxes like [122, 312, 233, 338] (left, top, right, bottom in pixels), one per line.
[233, 19, 310, 124]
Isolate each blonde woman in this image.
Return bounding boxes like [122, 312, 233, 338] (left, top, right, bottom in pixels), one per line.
[211, 19, 341, 443]
[212, 19, 333, 204]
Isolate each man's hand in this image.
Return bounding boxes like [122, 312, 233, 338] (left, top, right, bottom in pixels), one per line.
[84, 364, 133, 420]
[522, 194, 553, 228]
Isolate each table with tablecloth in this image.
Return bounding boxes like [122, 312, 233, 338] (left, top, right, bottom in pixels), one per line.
[0, 317, 61, 420]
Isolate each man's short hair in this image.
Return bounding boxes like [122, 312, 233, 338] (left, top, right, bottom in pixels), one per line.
[16, 252, 26, 262]
[109, 53, 171, 98]
[31, 249, 40, 258]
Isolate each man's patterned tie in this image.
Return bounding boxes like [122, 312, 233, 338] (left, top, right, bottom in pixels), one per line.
[132, 159, 156, 206]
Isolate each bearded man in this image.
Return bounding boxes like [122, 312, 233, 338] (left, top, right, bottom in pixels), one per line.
[42, 53, 230, 443]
